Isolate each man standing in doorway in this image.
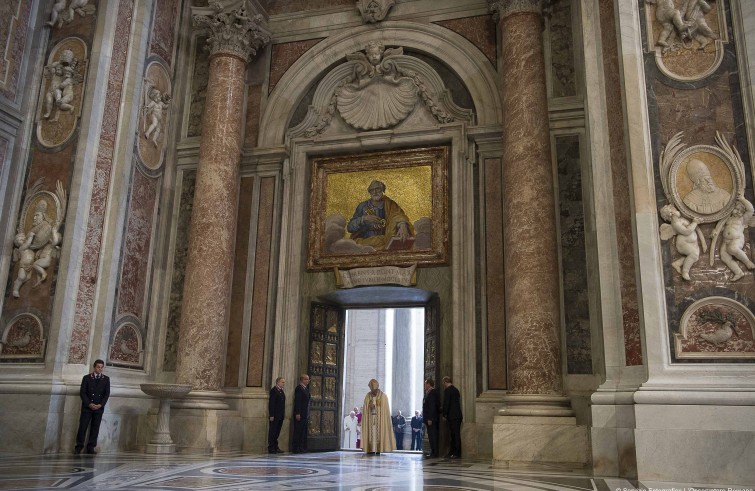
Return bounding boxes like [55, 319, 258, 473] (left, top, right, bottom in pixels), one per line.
[442, 375, 463, 459]
[411, 410, 423, 450]
[292, 374, 311, 453]
[74, 359, 110, 455]
[392, 410, 406, 450]
[422, 378, 440, 458]
[267, 377, 286, 454]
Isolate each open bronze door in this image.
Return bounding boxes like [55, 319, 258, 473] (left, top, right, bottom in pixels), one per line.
[307, 302, 345, 451]
[424, 294, 441, 386]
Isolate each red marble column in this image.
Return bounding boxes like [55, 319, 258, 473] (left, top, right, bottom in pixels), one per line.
[490, 0, 564, 397]
[176, 6, 269, 392]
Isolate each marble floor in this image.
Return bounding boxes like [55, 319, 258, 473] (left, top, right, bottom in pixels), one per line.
[0, 451, 751, 491]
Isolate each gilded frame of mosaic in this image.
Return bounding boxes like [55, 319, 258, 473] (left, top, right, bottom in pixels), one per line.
[307, 146, 449, 271]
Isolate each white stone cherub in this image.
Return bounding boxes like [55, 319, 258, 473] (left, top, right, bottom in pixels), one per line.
[660, 204, 701, 280]
[710, 194, 755, 281]
[42, 50, 80, 122]
[143, 86, 171, 147]
[47, 0, 67, 28]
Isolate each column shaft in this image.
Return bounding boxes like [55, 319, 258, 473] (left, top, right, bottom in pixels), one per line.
[176, 53, 246, 391]
[499, 9, 563, 395]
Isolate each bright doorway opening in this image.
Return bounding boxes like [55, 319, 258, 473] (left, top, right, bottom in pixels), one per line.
[340, 307, 425, 451]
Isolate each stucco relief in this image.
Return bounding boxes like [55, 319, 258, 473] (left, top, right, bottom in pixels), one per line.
[11, 179, 67, 299]
[658, 132, 751, 282]
[644, 0, 726, 81]
[356, 0, 395, 23]
[46, 0, 96, 29]
[674, 297, 755, 358]
[0, 313, 45, 359]
[299, 42, 473, 137]
[108, 320, 144, 367]
[36, 39, 88, 148]
[138, 62, 172, 170]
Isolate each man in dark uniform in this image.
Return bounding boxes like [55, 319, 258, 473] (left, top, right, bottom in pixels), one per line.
[292, 374, 311, 453]
[268, 377, 286, 454]
[392, 410, 406, 450]
[410, 410, 423, 450]
[442, 375, 463, 459]
[75, 359, 110, 455]
[422, 378, 440, 458]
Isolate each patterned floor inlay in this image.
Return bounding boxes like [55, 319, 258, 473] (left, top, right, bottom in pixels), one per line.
[0, 451, 750, 490]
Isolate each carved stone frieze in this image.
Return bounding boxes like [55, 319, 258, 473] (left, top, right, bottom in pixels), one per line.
[298, 42, 473, 137]
[674, 297, 755, 359]
[193, 3, 271, 62]
[356, 0, 395, 23]
[644, 0, 726, 81]
[658, 132, 753, 282]
[46, 0, 96, 29]
[11, 179, 67, 299]
[487, 0, 543, 21]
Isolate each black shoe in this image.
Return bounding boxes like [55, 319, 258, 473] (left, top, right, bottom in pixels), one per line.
[275, 448, 284, 454]
[74, 448, 82, 455]
[85, 448, 96, 455]
[448, 454, 459, 459]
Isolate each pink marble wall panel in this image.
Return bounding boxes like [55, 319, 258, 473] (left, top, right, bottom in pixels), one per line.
[484, 158, 506, 390]
[246, 177, 275, 387]
[225, 176, 254, 388]
[267, 0, 352, 15]
[69, 0, 134, 364]
[268, 38, 323, 94]
[0, 0, 32, 101]
[435, 16, 497, 67]
[149, 0, 181, 67]
[600, 0, 642, 366]
[116, 168, 158, 319]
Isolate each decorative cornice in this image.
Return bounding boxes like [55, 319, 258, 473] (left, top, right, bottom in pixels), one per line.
[487, 0, 543, 21]
[193, 2, 271, 62]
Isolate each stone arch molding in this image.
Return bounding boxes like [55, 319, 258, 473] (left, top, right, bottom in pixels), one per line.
[259, 22, 501, 147]
[289, 43, 474, 138]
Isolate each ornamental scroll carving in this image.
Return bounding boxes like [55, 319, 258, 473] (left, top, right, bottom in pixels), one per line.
[356, 0, 395, 23]
[193, 3, 271, 62]
[299, 42, 473, 137]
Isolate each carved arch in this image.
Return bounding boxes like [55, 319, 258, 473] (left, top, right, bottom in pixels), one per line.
[258, 22, 501, 147]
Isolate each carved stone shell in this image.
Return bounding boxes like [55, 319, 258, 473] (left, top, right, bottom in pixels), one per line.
[337, 77, 418, 130]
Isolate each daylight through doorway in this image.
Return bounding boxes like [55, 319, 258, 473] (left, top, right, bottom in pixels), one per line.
[340, 308, 425, 451]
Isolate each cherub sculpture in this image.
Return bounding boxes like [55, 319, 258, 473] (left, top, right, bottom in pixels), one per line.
[710, 194, 755, 281]
[12, 181, 67, 298]
[46, 0, 96, 28]
[42, 49, 81, 122]
[143, 86, 171, 146]
[47, 0, 68, 28]
[646, 0, 718, 50]
[660, 204, 703, 280]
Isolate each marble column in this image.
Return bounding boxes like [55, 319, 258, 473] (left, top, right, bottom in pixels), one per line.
[176, 6, 270, 398]
[488, 0, 588, 464]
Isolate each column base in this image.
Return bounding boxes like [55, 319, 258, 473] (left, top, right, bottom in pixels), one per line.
[171, 390, 229, 410]
[493, 415, 590, 466]
[146, 443, 177, 454]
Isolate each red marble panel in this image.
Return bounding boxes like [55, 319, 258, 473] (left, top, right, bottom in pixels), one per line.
[116, 168, 158, 319]
[225, 176, 255, 388]
[244, 84, 262, 147]
[246, 177, 275, 387]
[149, 0, 180, 67]
[484, 158, 506, 390]
[600, 0, 642, 366]
[269, 38, 323, 94]
[69, 0, 134, 364]
[267, 0, 352, 15]
[0, 0, 32, 102]
[435, 16, 497, 67]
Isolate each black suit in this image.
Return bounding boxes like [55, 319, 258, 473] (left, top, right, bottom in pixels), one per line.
[292, 383, 311, 453]
[410, 415, 423, 450]
[75, 373, 110, 452]
[392, 414, 406, 450]
[422, 388, 440, 457]
[268, 385, 286, 452]
[442, 384, 463, 457]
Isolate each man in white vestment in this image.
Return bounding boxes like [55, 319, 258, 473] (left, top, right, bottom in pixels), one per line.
[343, 411, 358, 448]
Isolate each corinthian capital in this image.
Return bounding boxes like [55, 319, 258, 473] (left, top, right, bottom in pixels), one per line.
[488, 0, 543, 21]
[193, 3, 271, 62]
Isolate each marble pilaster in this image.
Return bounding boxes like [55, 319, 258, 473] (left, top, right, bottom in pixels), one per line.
[176, 6, 270, 395]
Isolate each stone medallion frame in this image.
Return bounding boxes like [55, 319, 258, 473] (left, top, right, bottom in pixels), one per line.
[674, 296, 755, 359]
[660, 132, 745, 224]
[307, 146, 449, 271]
